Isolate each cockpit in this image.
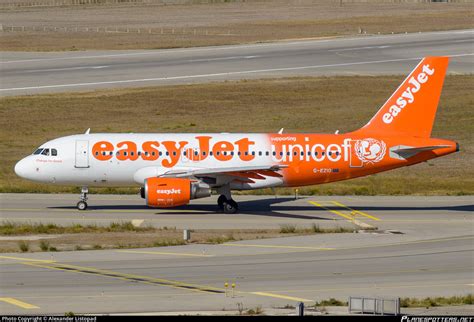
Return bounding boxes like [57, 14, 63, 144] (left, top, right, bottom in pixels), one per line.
[33, 148, 58, 156]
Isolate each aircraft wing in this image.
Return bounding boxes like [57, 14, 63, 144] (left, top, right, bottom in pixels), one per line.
[160, 164, 287, 179]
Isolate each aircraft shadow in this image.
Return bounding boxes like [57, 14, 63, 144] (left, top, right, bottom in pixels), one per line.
[48, 196, 473, 220]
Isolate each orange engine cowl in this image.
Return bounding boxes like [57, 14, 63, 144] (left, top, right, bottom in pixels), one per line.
[143, 177, 211, 208]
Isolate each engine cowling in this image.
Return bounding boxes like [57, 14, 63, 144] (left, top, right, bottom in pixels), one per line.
[142, 177, 211, 208]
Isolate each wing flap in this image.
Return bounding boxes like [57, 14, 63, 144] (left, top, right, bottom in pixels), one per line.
[160, 164, 288, 178]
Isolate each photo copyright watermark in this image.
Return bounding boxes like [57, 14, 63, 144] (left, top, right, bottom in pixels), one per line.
[401, 317, 474, 322]
[2, 317, 97, 322]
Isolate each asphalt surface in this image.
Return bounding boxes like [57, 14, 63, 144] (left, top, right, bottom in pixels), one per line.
[1, 30, 473, 96]
[0, 194, 473, 314]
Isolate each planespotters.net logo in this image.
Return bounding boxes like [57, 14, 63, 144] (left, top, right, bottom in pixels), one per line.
[355, 138, 386, 164]
[401, 316, 473, 322]
[156, 188, 182, 195]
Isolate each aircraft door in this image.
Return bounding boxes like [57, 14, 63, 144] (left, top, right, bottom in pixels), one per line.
[75, 140, 90, 168]
[349, 140, 364, 168]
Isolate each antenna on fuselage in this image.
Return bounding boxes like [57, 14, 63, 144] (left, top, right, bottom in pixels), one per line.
[85, 128, 91, 134]
[335, 130, 339, 134]
[278, 128, 284, 134]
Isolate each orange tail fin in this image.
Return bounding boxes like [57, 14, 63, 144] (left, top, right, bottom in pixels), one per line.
[356, 56, 449, 138]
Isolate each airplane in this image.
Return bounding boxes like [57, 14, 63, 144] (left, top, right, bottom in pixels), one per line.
[14, 56, 459, 213]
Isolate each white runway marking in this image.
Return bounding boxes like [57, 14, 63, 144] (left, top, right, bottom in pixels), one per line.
[187, 55, 259, 62]
[328, 45, 391, 52]
[25, 66, 109, 73]
[1, 53, 472, 92]
[1, 29, 472, 64]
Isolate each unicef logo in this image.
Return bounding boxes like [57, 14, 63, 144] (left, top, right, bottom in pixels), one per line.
[355, 138, 386, 164]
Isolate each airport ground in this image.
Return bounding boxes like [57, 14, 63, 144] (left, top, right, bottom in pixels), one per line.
[1, 1, 473, 315]
[0, 194, 473, 314]
[1, 0, 472, 51]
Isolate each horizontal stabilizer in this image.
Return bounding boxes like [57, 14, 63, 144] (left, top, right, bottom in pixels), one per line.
[390, 145, 451, 160]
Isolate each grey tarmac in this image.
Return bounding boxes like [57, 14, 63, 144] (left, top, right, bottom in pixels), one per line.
[0, 194, 473, 314]
[1, 29, 473, 96]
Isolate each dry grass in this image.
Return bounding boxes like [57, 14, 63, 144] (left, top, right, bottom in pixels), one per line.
[0, 222, 357, 252]
[0, 0, 472, 51]
[400, 294, 473, 307]
[0, 75, 472, 195]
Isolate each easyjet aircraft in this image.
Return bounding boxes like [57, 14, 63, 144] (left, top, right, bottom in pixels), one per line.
[15, 57, 458, 213]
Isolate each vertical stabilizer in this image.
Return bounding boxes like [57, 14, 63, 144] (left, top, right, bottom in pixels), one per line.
[356, 57, 449, 138]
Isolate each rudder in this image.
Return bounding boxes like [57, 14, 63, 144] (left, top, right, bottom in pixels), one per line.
[356, 57, 449, 138]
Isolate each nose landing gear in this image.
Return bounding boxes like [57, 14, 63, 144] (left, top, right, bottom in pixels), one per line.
[77, 186, 88, 210]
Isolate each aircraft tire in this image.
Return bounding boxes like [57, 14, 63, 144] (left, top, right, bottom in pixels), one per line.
[77, 201, 88, 211]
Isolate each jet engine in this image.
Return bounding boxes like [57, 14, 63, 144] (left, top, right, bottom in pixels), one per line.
[141, 177, 211, 208]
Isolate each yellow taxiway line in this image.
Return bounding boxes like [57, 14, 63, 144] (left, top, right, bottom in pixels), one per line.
[21, 261, 224, 295]
[250, 292, 312, 302]
[0, 255, 55, 263]
[0, 297, 39, 309]
[116, 250, 215, 257]
[222, 243, 334, 250]
[331, 201, 381, 221]
[308, 201, 354, 220]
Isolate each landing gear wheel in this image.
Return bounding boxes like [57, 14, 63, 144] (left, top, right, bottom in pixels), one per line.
[217, 195, 227, 210]
[223, 199, 238, 214]
[77, 201, 88, 211]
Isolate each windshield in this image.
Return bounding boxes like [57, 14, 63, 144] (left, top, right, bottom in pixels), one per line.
[33, 149, 43, 155]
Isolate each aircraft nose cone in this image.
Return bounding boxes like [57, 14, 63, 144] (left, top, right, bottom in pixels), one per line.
[14, 158, 30, 179]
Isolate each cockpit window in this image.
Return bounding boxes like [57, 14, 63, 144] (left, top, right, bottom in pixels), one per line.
[51, 149, 58, 156]
[41, 149, 50, 156]
[33, 149, 43, 155]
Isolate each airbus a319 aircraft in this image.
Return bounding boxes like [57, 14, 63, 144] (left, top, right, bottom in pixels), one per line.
[15, 57, 458, 213]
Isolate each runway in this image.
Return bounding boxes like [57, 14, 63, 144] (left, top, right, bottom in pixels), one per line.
[0, 194, 473, 314]
[1, 30, 473, 96]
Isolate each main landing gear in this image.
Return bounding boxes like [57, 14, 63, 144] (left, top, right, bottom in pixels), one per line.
[77, 186, 88, 210]
[218, 195, 238, 214]
[217, 185, 238, 214]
